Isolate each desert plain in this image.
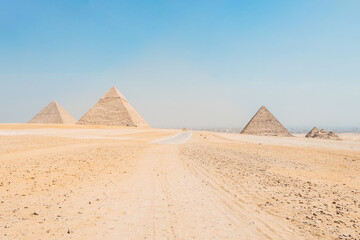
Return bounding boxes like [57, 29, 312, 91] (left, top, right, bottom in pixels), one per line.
[0, 124, 359, 240]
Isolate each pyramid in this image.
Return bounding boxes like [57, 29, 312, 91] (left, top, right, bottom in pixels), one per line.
[305, 127, 319, 138]
[241, 106, 292, 137]
[305, 127, 340, 140]
[77, 87, 149, 127]
[28, 101, 76, 124]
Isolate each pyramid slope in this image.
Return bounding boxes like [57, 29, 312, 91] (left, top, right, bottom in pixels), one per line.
[28, 101, 76, 124]
[77, 87, 149, 127]
[241, 106, 292, 137]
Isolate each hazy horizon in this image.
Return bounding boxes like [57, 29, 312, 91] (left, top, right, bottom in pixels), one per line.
[1, 1, 359, 129]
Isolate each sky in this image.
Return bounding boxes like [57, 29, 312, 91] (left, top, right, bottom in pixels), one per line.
[0, 0, 359, 130]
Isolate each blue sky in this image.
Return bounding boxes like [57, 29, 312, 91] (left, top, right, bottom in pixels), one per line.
[0, 0, 359, 129]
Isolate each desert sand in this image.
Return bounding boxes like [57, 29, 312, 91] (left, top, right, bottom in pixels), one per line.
[0, 124, 359, 239]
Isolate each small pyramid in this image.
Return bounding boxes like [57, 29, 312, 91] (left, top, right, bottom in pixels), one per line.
[28, 101, 76, 124]
[305, 127, 319, 138]
[305, 127, 340, 140]
[77, 87, 149, 127]
[241, 106, 292, 137]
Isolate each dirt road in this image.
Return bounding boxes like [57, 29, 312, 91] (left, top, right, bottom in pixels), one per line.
[151, 132, 192, 144]
[98, 143, 301, 239]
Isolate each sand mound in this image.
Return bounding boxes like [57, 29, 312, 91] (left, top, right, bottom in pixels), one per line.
[28, 101, 76, 124]
[77, 87, 149, 127]
[241, 106, 292, 137]
[305, 127, 341, 140]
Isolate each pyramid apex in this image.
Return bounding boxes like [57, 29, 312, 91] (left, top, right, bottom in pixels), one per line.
[49, 101, 63, 110]
[101, 86, 127, 101]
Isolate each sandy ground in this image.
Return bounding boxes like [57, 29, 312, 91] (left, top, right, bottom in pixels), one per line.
[151, 132, 192, 144]
[0, 124, 359, 239]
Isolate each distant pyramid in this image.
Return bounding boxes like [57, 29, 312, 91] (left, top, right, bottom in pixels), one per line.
[77, 87, 149, 127]
[305, 127, 340, 140]
[28, 101, 76, 124]
[305, 127, 319, 138]
[241, 106, 292, 137]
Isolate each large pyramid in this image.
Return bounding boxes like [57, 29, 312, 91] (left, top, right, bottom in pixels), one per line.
[77, 87, 149, 127]
[241, 106, 292, 137]
[28, 101, 76, 124]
